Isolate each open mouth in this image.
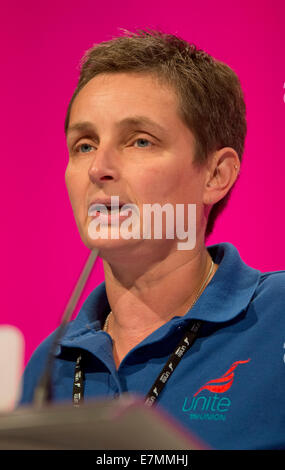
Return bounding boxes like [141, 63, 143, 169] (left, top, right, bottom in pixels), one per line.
[93, 204, 123, 211]
[88, 203, 133, 217]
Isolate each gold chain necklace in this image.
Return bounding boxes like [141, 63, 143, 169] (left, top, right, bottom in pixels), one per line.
[103, 257, 215, 333]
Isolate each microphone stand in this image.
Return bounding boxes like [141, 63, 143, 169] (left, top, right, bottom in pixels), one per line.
[33, 248, 99, 408]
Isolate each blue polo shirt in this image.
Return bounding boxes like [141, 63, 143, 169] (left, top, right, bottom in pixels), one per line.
[18, 242, 285, 450]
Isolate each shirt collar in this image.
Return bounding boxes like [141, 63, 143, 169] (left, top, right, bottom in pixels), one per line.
[60, 242, 261, 344]
[188, 242, 261, 323]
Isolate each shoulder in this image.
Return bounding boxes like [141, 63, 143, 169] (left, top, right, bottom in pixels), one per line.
[256, 270, 285, 296]
[250, 269, 285, 317]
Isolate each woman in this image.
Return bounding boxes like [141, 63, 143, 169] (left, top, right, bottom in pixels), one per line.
[19, 29, 285, 450]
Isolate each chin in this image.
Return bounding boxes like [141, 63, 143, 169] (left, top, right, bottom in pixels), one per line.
[84, 233, 141, 253]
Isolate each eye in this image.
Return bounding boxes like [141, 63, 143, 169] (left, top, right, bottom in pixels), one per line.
[133, 138, 153, 148]
[75, 143, 95, 154]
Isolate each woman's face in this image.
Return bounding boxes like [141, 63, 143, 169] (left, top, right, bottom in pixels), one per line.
[65, 72, 209, 260]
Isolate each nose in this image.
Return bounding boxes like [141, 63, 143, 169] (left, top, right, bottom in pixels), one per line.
[88, 147, 119, 184]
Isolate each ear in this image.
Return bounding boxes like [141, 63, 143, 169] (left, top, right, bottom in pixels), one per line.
[203, 147, 240, 206]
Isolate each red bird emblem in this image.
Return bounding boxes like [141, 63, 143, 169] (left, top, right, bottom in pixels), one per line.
[194, 359, 251, 397]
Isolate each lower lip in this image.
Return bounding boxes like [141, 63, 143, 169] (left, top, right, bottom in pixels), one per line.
[90, 210, 131, 224]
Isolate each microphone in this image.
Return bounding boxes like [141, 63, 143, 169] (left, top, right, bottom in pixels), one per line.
[33, 248, 99, 408]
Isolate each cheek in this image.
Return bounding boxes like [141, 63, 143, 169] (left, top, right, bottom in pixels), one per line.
[65, 165, 85, 218]
[133, 163, 196, 204]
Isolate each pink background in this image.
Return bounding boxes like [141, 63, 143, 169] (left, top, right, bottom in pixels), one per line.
[1, 0, 284, 370]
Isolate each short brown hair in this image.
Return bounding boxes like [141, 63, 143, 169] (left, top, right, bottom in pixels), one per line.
[64, 28, 247, 239]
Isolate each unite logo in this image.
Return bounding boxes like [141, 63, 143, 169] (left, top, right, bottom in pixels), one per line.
[182, 359, 251, 422]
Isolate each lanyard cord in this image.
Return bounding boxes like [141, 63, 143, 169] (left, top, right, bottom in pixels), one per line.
[72, 319, 203, 408]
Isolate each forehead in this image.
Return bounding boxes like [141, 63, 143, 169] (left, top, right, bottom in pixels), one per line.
[67, 72, 193, 145]
[74, 71, 178, 103]
[69, 72, 180, 122]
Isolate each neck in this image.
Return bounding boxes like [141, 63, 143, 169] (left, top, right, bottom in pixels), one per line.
[102, 242, 218, 344]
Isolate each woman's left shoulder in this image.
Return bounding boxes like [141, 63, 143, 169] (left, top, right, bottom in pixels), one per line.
[258, 269, 285, 292]
[252, 269, 285, 313]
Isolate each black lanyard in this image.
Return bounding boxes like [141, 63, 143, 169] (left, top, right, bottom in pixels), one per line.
[72, 319, 203, 408]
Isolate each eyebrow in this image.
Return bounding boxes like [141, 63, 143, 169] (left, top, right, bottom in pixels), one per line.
[66, 116, 167, 139]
